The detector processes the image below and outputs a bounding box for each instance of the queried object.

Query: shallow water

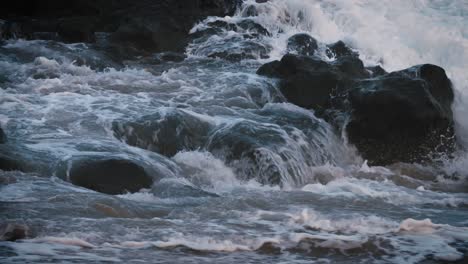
[1,0,468,263]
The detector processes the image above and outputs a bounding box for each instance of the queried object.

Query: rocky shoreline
[0,0,460,194]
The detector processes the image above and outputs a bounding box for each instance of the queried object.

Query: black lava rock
[68,158,153,195]
[347,64,455,164]
[287,33,318,56]
[257,54,367,111]
[326,40,358,58]
[0,0,242,53]
[257,49,456,165]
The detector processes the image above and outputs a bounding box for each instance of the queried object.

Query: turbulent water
[1,0,468,263]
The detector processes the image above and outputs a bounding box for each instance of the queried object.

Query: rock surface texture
[257,39,455,165]
[0,0,241,54]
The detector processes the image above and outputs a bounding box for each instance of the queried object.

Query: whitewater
[1,0,467,263]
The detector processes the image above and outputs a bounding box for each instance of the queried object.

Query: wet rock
[0,20,33,40]
[331,56,367,78]
[192,19,270,42]
[257,54,366,111]
[0,0,241,53]
[326,40,358,58]
[113,109,213,157]
[0,223,28,241]
[0,156,22,172]
[0,127,6,143]
[257,50,455,165]
[158,52,186,63]
[237,19,271,37]
[68,158,153,195]
[287,33,318,56]
[347,64,455,165]
[57,17,96,43]
[366,65,387,77]
[205,37,271,62]
[109,17,188,54]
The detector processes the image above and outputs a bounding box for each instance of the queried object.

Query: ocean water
[0,0,467,263]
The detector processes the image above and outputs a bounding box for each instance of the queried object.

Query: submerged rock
[113,109,214,157]
[68,158,153,195]
[0,155,22,172]
[207,120,286,185]
[0,127,6,143]
[287,33,318,56]
[0,223,28,241]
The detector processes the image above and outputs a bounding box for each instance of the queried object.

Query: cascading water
[0,0,467,263]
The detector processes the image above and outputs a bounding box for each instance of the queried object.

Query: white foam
[301,177,468,207]
[153,237,252,252]
[397,218,440,234]
[172,151,243,191]
[236,0,468,153]
[32,236,96,248]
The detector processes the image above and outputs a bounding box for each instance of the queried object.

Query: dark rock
[237,19,271,37]
[287,33,318,56]
[0,155,22,172]
[366,65,387,77]
[0,0,242,53]
[0,223,28,241]
[68,158,153,195]
[326,40,358,58]
[331,55,368,78]
[257,50,456,165]
[347,64,455,165]
[195,19,270,40]
[0,127,5,143]
[113,109,213,157]
[257,54,367,111]
[158,52,186,62]
[0,20,33,40]
[207,20,238,32]
[207,41,270,61]
[109,17,188,54]
[57,17,96,43]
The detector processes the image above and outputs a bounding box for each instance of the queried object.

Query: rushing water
[1,0,468,263]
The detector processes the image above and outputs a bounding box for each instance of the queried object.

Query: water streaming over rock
[1,0,467,263]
